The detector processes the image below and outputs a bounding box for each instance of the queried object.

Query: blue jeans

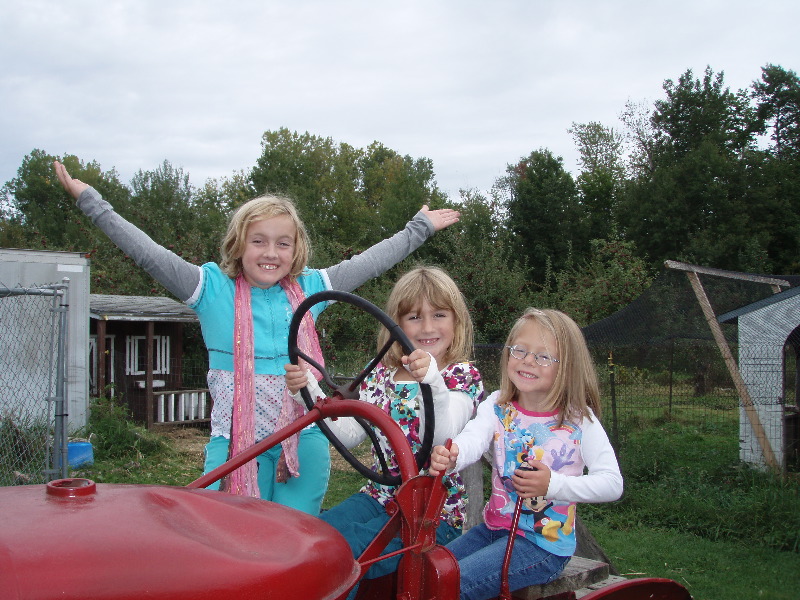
[203,426,330,515]
[321,492,462,599]
[446,523,570,600]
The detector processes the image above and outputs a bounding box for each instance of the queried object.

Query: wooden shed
[89,294,210,428]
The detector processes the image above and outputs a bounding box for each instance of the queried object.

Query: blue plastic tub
[67,442,94,468]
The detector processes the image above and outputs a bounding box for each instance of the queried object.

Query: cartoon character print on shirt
[493,402,580,543]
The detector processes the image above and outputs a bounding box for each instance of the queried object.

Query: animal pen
[578,261,799,474]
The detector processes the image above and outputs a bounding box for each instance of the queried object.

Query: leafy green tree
[752,64,800,159]
[618,67,770,271]
[502,149,584,282]
[427,190,533,343]
[250,128,374,247]
[361,142,447,244]
[127,161,195,244]
[1,150,129,251]
[538,237,653,326]
[570,121,626,241]
[652,66,759,161]
[251,129,449,260]
[619,99,657,178]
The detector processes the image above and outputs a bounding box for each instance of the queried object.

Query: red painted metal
[187,396,419,491]
[0,397,456,600]
[0,478,358,600]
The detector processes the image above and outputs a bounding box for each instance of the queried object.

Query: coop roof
[717,285,800,324]
[89,294,198,323]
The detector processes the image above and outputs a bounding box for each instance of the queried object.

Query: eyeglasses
[505,345,560,367]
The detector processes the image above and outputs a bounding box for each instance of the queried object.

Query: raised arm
[324,205,460,292]
[53,161,202,301]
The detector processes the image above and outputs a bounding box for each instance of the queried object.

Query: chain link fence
[0,280,70,485]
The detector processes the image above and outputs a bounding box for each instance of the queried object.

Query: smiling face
[506,319,560,412]
[398,299,455,367]
[240,215,297,288]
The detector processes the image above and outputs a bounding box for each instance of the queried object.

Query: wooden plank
[513,557,609,600]
[575,575,628,598]
[664,260,790,287]
[461,461,484,531]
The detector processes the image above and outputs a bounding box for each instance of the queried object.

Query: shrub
[81,397,168,460]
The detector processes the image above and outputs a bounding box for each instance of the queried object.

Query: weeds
[77,396,169,461]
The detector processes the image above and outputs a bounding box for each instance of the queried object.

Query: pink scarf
[222,274,259,496]
[223,274,323,496]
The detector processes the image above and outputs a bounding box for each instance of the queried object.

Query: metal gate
[0,279,70,484]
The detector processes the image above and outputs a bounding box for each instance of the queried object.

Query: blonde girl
[429,308,623,600]
[285,266,484,592]
[54,161,460,515]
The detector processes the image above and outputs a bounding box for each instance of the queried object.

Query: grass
[69,399,800,600]
[587,523,800,600]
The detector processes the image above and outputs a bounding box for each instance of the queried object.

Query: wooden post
[461,461,484,531]
[97,319,107,396]
[145,321,154,429]
[685,271,778,469]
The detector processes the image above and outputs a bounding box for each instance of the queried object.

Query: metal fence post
[45,278,70,480]
[608,351,618,450]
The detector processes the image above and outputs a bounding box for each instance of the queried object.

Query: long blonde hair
[378,266,474,369]
[219,194,310,279]
[497,308,600,424]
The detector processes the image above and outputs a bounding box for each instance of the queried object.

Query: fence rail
[153,388,211,425]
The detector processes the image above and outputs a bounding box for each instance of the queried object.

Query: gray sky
[2,1,798,200]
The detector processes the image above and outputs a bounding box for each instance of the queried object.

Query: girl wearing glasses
[429,308,622,600]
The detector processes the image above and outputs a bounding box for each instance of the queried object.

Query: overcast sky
[2,1,798,200]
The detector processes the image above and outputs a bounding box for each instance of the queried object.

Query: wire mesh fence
[0,280,70,485]
[4,263,798,485]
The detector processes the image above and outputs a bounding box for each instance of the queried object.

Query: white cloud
[2,0,798,198]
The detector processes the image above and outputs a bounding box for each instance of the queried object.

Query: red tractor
[0,292,691,600]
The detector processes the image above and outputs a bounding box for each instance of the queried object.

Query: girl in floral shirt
[285,266,484,590]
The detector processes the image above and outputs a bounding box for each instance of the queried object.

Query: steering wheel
[288,290,434,487]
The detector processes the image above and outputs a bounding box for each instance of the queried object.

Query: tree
[752,64,800,159]
[361,142,447,244]
[652,66,758,161]
[1,150,129,251]
[250,129,449,256]
[427,192,534,343]
[618,67,769,271]
[502,149,584,281]
[538,237,653,327]
[570,121,626,241]
[619,99,657,179]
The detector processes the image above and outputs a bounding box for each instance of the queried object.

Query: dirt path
[159,426,208,469]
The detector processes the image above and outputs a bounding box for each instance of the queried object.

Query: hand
[53,161,89,199]
[284,364,308,395]
[429,442,459,476]
[400,348,431,383]
[511,459,551,498]
[420,204,460,232]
